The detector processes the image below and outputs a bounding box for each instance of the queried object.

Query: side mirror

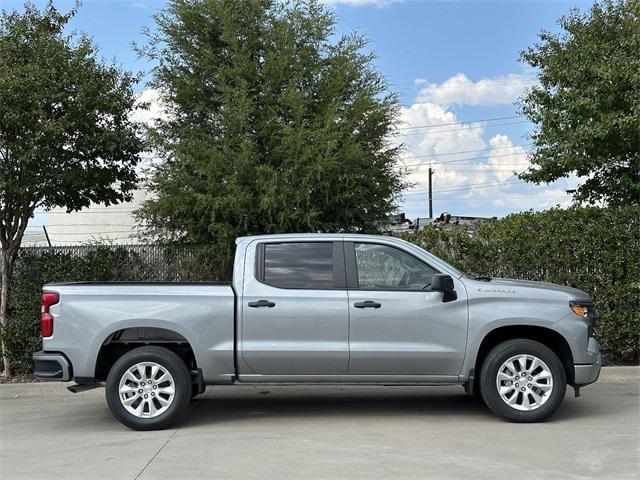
[431,274,457,302]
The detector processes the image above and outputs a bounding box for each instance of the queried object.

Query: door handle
[248,300,276,308]
[354,301,382,309]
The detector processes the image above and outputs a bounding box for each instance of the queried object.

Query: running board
[67,383,100,393]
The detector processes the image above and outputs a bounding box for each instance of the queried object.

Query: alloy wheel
[118,361,175,418]
[495,354,553,411]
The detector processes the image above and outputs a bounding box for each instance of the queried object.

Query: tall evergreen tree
[138,0,406,262]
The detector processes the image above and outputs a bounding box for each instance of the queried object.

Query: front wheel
[479,339,567,423]
[105,346,192,430]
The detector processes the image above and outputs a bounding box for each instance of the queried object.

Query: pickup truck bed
[39,282,236,384]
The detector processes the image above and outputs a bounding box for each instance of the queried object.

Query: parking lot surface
[0,367,638,480]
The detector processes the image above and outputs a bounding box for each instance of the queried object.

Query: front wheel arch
[472,325,574,393]
[479,338,567,422]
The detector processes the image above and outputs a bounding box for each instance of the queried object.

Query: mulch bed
[0,374,39,384]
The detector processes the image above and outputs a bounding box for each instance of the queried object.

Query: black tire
[105,346,192,430]
[479,339,567,423]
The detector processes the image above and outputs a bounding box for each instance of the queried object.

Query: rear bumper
[33,351,72,381]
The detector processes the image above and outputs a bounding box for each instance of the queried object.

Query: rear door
[240,240,349,375]
[346,241,468,376]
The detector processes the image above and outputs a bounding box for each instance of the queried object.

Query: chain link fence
[3,244,231,373]
[15,243,231,282]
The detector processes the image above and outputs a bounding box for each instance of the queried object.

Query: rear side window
[262,242,335,289]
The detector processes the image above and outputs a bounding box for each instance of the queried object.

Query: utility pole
[42,225,51,247]
[428,167,433,219]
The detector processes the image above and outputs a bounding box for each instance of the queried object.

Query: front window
[354,243,437,290]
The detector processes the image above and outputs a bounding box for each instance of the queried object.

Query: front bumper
[33,351,72,381]
[573,337,602,387]
[574,351,602,387]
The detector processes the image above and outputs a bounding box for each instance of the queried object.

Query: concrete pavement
[0,367,638,479]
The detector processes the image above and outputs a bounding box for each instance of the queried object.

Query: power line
[402,179,528,196]
[396,115,522,130]
[396,151,529,168]
[426,170,524,174]
[402,192,569,202]
[487,193,569,200]
[397,120,530,137]
[434,180,528,193]
[412,167,528,172]
[397,143,532,160]
[397,154,528,168]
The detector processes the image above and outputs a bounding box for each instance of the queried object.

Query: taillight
[41,292,59,338]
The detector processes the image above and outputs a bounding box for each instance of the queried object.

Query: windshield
[436,258,470,279]
[403,240,471,280]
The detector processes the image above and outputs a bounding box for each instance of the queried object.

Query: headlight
[570,301,589,318]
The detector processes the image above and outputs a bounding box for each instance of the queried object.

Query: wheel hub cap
[496,354,553,411]
[118,361,175,418]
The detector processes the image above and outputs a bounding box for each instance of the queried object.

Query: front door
[240,240,349,375]
[346,241,468,376]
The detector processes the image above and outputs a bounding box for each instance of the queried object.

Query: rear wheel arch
[471,325,575,392]
[95,327,198,382]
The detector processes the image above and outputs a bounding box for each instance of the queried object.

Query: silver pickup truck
[34,234,601,430]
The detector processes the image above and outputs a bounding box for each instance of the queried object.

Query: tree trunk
[1,204,36,378]
[0,251,12,377]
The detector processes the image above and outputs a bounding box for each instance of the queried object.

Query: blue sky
[9,0,594,224]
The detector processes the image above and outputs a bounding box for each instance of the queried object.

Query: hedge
[2,206,638,374]
[403,206,639,363]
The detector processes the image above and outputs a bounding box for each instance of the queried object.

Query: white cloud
[131,88,167,127]
[128,0,148,9]
[394,77,574,217]
[485,134,530,182]
[416,73,535,107]
[395,102,487,192]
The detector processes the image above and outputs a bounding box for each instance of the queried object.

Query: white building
[21,229,50,247]
[42,189,149,245]
[21,90,164,247]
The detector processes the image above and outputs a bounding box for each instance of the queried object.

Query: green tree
[0,3,144,376]
[518,0,640,206]
[138,0,406,263]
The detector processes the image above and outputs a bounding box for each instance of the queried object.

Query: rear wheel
[479,339,566,422]
[105,346,192,430]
